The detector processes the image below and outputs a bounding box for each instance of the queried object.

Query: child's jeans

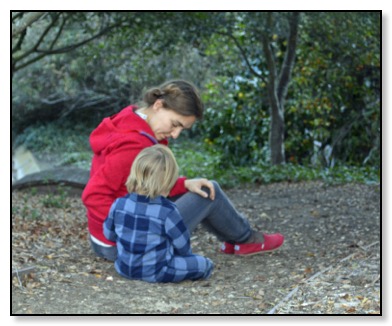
[90,180,252,261]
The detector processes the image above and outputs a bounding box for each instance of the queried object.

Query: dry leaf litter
[12,181,380,314]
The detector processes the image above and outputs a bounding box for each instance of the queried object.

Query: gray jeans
[90,181,252,261]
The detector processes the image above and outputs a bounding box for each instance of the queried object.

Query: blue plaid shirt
[103,193,213,283]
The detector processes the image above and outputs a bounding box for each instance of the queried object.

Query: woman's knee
[211,180,224,197]
[202,180,222,197]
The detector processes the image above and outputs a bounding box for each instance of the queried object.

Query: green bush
[14,120,379,188]
[171,139,379,188]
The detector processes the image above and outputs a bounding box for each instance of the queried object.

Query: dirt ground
[11,181,380,315]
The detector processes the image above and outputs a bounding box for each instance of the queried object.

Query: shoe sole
[235,245,284,256]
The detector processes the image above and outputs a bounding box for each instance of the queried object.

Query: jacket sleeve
[169,177,188,197]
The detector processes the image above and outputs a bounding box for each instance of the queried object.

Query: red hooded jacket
[81,105,188,245]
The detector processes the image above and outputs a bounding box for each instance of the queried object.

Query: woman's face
[148,101,196,141]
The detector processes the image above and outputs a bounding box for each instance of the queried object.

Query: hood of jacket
[89,105,167,155]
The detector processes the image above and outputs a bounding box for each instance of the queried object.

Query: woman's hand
[184,178,215,200]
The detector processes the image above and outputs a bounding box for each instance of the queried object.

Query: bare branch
[222,32,266,82]
[12,12,46,37]
[13,53,48,73]
[47,14,67,51]
[13,14,123,73]
[12,266,36,277]
[13,13,60,63]
[12,29,26,54]
[277,12,300,103]
[35,23,120,55]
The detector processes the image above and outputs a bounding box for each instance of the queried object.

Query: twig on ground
[369,274,380,287]
[12,266,36,289]
[12,266,36,278]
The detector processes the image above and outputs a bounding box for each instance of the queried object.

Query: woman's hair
[125,145,179,198]
[141,80,204,120]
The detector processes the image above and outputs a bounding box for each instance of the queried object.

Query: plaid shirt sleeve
[164,208,192,256]
[103,201,118,242]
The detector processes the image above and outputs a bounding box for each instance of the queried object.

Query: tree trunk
[269,100,285,165]
[263,12,300,165]
[225,12,300,165]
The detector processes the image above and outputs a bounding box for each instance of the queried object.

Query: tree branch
[277,12,300,103]
[13,13,61,62]
[222,32,266,82]
[12,29,26,54]
[12,12,46,37]
[35,23,120,55]
[262,13,279,110]
[13,17,123,73]
[46,14,68,51]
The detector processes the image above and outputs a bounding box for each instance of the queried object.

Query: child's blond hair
[125,145,179,198]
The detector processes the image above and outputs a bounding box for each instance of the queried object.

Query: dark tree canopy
[12,11,380,168]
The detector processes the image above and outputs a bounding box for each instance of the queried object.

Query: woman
[81,80,284,261]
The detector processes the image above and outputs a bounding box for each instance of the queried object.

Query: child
[103,144,214,283]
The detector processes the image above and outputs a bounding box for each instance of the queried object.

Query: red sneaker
[234,233,284,256]
[220,242,235,254]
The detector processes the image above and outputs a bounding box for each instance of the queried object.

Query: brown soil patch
[12,181,380,314]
